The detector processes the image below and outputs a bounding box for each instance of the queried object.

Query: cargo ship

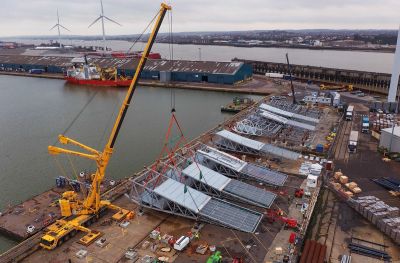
[65,62,132,87]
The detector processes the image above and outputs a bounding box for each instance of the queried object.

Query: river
[9,39,396,73]
[0,75,258,252]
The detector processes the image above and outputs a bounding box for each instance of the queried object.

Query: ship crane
[40,3,172,250]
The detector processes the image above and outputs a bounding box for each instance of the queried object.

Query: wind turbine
[50,9,70,48]
[88,0,122,55]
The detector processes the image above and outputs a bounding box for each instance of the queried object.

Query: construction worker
[194,231,200,240]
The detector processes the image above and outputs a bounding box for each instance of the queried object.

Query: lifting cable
[51,90,99,185]
[126,10,160,55]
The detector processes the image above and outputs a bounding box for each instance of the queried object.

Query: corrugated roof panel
[216,129,265,150]
[153,178,211,213]
[182,163,231,191]
[197,146,247,172]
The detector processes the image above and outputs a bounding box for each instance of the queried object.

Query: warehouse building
[379,126,400,152]
[0,55,252,85]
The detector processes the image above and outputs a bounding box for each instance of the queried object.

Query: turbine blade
[88,16,102,28]
[100,0,104,15]
[104,16,122,26]
[50,24,59,31]
[59,24,71,32]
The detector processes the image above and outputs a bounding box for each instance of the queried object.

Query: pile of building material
[348,239,391,260]
[372,177,400,192]
[370,113,399,132]
[350,196,400,245]
[332,171,362,197]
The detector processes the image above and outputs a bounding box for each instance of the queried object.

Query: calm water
[0,75,257,252]
[10,39,396,73]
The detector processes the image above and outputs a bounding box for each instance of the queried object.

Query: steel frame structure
[233,112,282,137]
[195,144,287,187]
[163,156,275,208]
[129,169,263,232]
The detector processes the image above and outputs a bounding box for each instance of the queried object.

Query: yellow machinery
[40,3,172,250]
[320,84,353,92]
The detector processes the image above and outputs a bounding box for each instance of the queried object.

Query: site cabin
[361,115,370,133]
[330,92,341,107]
[173,236,190,251]
[346,105,354,121]
[348,130,359,153]
[265,72,284,78]
[302,96,331,105]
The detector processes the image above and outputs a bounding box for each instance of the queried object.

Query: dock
[234,58,400,96]
[0,92,344,262]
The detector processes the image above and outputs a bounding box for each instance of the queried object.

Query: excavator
[40,3,172,250]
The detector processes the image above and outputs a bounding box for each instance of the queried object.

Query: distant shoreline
[152,41,395,53]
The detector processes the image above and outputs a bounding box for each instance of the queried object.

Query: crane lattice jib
[83,3,172,212]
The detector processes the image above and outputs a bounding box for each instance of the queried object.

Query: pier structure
[234,58,399,95]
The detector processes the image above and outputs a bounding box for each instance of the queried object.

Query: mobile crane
[40,3,172,250]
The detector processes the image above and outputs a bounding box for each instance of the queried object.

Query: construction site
[0,86,342,262]
[2,1,400,263]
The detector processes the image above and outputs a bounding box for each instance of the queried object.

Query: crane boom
[108,3,170,149]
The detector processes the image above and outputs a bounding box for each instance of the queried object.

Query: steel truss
[233,112,282,137]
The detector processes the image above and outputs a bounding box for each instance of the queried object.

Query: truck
[346,105,354,121]
[330,91,341,107]
[348,131,359,153]
[28,69,45,74]
[265,72,284,78]
[361,115,369,133]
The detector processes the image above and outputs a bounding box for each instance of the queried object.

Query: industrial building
[379,126,400,152]
[0,55,252,85]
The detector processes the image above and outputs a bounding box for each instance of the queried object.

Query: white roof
[260,103,319,123]
[216,130,265,150]
[182,163,232,191]
[260,103,294,118]
[307,174,319,180]
[382,126,400,137]
[197,146,247,172]
[287,119,316,131]
[260,109,315,131]
[154,179,211,213]
[260,110,288,124]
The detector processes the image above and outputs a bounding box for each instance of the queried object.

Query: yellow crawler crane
[40,3,172,250]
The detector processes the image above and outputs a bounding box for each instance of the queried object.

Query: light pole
[388,91,400,153]
[198,48,202,61]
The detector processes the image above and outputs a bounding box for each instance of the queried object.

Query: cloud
[0,0,399,37]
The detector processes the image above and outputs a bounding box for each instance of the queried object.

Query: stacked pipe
[350,196,400,245]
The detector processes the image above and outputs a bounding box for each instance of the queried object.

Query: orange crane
[40,3,172,250]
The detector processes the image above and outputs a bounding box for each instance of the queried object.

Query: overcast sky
[0,0,399,37]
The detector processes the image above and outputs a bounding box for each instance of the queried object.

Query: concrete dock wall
[234,58,398,95]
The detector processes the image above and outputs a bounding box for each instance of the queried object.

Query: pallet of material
[340,176,348,184]
[350,196,400,245]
